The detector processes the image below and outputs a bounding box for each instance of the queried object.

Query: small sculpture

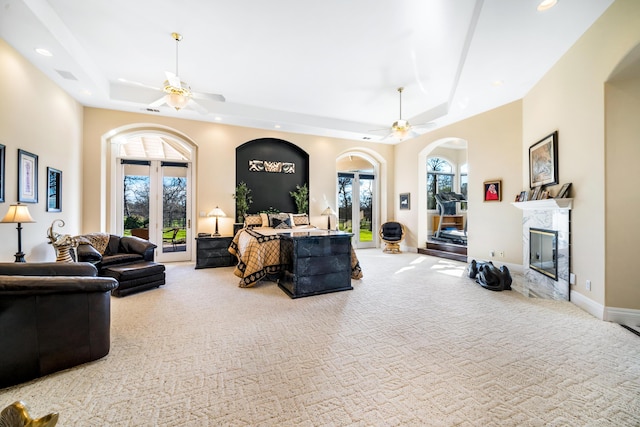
[468,259,512,291]
[46,219,78,262]
[0,401,58,427]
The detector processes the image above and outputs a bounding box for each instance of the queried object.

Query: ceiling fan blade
[165,71,181,88]
[188,99,208,114]
[149,96,167,107]
[413,121,436,129]
[193,92,226,103]
[117,78,161,91]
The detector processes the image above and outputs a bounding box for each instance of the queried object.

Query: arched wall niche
[417,137,468,248]
[236,138,309,214]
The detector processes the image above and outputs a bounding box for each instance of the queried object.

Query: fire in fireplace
[529,228,558,281]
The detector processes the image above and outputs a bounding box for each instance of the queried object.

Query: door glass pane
[161,164,187,253]
[358,175,374,243]
[338,174,353,232]
[123,163,150,240]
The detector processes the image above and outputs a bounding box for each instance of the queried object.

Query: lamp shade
[1,203,35,223]
[321,207,336,216]
[208,207,226,218]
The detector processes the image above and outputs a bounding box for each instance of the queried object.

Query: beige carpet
[1,250,639,426]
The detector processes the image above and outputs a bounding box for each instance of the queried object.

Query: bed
[228,215,363,295]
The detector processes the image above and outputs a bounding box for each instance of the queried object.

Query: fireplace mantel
[511,198,573,210]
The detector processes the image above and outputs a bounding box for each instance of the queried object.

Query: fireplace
[513,198,572,301]
[529,228,558,281]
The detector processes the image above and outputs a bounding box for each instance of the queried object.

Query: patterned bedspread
[228,228,363,287]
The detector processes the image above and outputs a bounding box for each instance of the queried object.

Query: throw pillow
[291,213,310,226]
[269,213,291,229]
[244,214,262,228]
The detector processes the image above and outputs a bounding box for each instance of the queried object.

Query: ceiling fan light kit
[392,87,411,139]
[163,32,192,111]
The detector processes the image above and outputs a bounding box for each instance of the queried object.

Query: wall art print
[249,160,295,174]
[529,131,558,188]
[47,167,62,212]
[399,193,410,210]
[18,149,38,203]
[484,180,502,202]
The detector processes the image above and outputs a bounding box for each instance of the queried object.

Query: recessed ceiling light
[537,0,557,12]
[214,116,222,121]
[492,80,504,87]
[274,124,281,129]
[35,48,52,57]
[81,89,92,95]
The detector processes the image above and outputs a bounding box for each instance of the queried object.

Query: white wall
[0,39,84,262]
[523,0,640,310]
[395,101,523,265]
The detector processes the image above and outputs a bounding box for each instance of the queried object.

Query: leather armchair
[0,262,118,388]
[380,221,406,253]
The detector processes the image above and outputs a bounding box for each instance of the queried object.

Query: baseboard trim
[570,290,604,320]
[604,306,640,326]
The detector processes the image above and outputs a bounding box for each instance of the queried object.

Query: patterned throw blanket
[229,228,363,288]
[229,228,283,287]
[75,233,110,255]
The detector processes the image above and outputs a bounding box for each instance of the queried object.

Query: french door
[337,172,376,249]
[120,159,192,262]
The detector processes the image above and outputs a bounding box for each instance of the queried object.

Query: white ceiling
[0,0,614,143]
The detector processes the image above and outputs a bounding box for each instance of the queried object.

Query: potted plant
[289,183,309,214]
[233,181,253,223]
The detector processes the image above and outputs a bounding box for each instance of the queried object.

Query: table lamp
[208,206,226,237]
[1,202,36,262]
[321,207,336,230]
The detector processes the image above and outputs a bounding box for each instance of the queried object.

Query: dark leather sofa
[75,234,156,269]
[76,234,165,297]
[0,262,118,388]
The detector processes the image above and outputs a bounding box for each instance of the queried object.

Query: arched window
[427,157,454,210]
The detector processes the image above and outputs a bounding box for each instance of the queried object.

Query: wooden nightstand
[195,236,236,269]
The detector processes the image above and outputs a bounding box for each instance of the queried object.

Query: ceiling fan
[374,87,435,140]
[149,32,225,112]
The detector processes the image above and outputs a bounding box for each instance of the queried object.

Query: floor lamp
[208,206,226,237]
[1,203,35,262]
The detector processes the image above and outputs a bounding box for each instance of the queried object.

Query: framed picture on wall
[47,167,62,212]
[399,193,410,210]
[0,143,5,203]
[483,180,502,202]
[18,149,38,203]
[529,131,558,188]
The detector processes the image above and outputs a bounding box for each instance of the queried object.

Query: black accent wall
[236,138,309,215]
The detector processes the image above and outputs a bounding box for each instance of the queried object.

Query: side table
[195,236,236,269]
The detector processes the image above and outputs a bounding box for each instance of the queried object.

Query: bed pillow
[268,213,291,229]
[290,213,310,226]
[244,214,262,228]
[260,212,270,227]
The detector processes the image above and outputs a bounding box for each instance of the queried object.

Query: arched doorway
[418,138,468,254]
[336,152,379,249]
[107,127,197,263]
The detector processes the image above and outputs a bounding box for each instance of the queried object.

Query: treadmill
[433,192,467,245]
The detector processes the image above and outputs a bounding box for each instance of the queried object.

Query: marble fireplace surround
[512,199,572,300]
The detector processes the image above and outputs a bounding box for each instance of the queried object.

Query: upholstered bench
[102,261,165,297]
